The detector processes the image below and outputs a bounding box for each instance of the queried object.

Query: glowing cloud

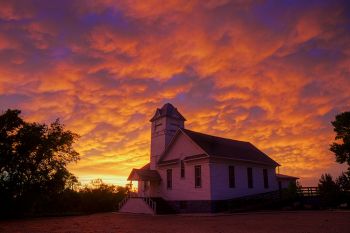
[0,0,349,186]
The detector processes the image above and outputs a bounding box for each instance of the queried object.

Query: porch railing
[297,187,319,197]
[118,192,157,214]
[118,192,138,210]
[143,197,157,214]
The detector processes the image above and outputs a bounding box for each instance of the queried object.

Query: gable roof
[127,163,161,181]
[276,174,299,180]
[150,103,186,122]
[180,128,280,167]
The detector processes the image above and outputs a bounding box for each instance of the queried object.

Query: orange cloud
[0,0,349,186]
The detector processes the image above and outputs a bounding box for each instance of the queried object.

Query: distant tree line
[317,111,350,208]
[0,109,128,218]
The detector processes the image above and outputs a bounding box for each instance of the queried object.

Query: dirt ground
[0,211,349,233]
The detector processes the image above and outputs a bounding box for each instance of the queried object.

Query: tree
[330,111,350,170]
[79,179,127,213]
[318,173,339,207]
[336,172,350,192]
[0,109,80,215]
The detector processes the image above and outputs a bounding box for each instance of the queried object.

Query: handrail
[143,197,157,214]
[118,192,138,210]
[118,193,157,214]
[118,195,130,210]
[118,196,128,210]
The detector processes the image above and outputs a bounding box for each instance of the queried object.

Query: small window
[263,169,269,189]
[181,160,185,178]
[195,165,201,188]
[229,166,235,188]
[167,169,172,189]
[247,167,253,188]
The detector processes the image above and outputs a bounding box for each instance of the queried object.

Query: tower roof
[150,103,186,122]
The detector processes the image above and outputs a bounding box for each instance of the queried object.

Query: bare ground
[1,211,350,233]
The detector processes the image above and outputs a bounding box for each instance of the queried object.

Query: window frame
[194,165,202,188]
[180,160,185,178]
[166,169,172,189]
[229,165,235,188]
[247,167,253,189]
[263,168,269,189]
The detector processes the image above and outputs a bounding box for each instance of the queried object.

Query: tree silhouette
[336,172,350,191]
[0,109,80,215]
[318,173,339,207]
[330,111,350,171]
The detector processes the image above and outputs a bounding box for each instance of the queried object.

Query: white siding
[160,133,204,161]
[210,161,278,200]
[150,115,185,170]
[155,133,211,200]
[157,160,211,200]
[278,179,295,189]
[150,117,167,170]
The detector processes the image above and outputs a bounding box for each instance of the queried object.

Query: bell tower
[150,103,186,170]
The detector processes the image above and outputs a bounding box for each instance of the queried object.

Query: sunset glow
[1,0,349,186]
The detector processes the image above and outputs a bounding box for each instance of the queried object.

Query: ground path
[1,211,349,233]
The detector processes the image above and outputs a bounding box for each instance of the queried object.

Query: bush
[79,180,127,213]
[0,179,128,218]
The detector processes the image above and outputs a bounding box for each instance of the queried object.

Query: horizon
[1,0,350,187]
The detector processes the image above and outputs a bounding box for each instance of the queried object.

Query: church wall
[150,117,167,170]
[150,116,184,170]
[209,160,278,200]
[157,159,211,200]
[160,132,204,161]
[278,179,296,189]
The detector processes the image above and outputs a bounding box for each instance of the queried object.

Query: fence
[297,187,319,197]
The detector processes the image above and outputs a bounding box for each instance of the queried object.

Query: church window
[263,169,269,188]
[195,165,201,188]
[229,166,235,188]
[181,160,185,178]
[167,169,172,189]
[247,167,253,188]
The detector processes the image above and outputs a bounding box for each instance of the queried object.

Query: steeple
[150,103,186,170]
[150,103,186,122]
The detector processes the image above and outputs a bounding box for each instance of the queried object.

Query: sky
[0,0,349,186]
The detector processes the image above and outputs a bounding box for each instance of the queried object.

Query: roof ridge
[181,128,280,167]
[182,128,249,144]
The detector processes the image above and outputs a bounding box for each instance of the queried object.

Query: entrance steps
[119,197,175,215]
[119,197,155,214]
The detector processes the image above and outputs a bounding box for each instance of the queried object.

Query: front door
[139,180,150,197]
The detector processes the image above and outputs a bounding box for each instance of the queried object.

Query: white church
[119,103,298,214]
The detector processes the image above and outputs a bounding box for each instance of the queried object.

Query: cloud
[0,0,349,186]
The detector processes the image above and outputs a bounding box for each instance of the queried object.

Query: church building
[119,103,298,214]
